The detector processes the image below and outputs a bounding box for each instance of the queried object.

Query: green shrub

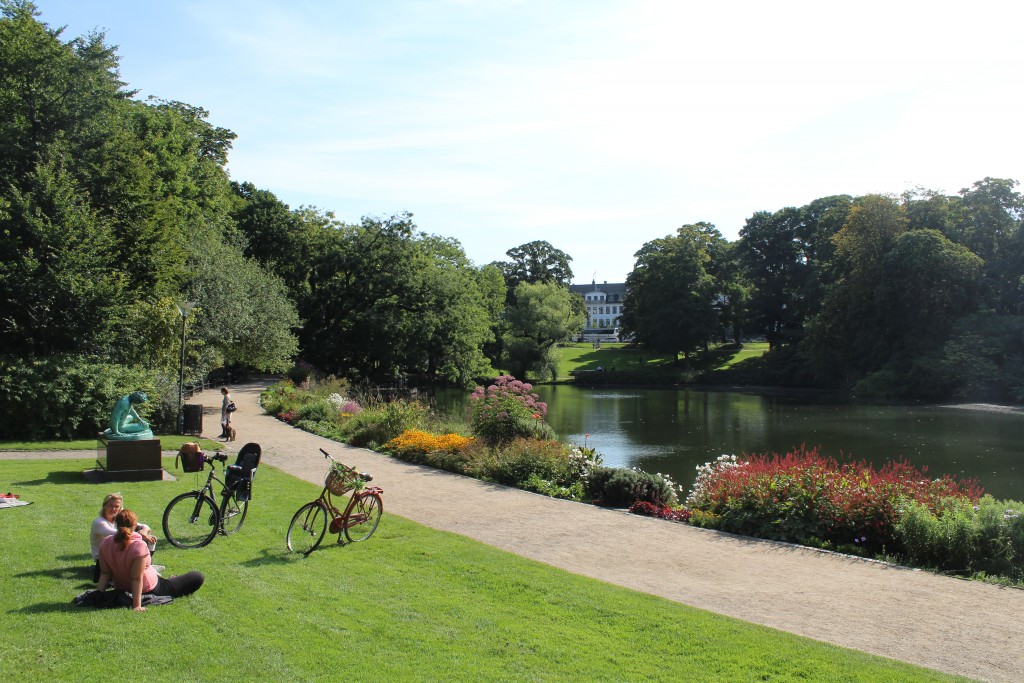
[293,419,346,442]
[295,398,337,424]
[286,362,314,385]
[584,466,678,508]
[894,495,1024,581]
[469,375,549,445]
[896,498,981,572]
[974,496,1024,580]
[344,399,429,448]
[688,509,722,529]
[466,438,573,487]
[0,354,164,439]
[310,375,350,399]
[422,447,476,475]
[521,472,585,500]
[260,381,306,415]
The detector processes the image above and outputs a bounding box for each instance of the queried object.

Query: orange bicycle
[286,448,384,555]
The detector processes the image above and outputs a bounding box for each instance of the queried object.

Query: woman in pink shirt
[97,509,205,611]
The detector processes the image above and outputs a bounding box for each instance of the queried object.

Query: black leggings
[153,571,205,598]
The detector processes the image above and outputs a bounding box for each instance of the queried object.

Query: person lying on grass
[89,493,159,582]
[97,509,205,612]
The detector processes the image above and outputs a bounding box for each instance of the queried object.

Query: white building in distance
[568,279,627,341]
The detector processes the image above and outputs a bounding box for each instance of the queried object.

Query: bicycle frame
[179,452,238,531]
[320,482,383,534]
[286,448,384,553]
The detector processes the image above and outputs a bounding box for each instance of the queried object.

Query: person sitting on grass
[97,509,205,612]
[90,493,161,582]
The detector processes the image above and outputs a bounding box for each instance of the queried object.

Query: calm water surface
[434,386,1024,499]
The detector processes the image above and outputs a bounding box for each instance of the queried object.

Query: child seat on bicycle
[225,442,261,502]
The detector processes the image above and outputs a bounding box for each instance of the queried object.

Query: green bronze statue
[103,391,154,440]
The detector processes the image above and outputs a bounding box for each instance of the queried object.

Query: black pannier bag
[225,442,261,502]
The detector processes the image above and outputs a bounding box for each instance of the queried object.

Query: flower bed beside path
[262,374,1024,585]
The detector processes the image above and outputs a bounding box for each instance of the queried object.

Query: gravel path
[7,379,1024,682]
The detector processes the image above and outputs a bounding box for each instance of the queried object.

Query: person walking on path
[219,386,235,440]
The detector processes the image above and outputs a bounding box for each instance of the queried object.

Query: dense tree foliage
[502,281,585,380]
[496,240,574,299]
[621,223,729,364]
[0,2,297,435]
[299,213,499,386]
[731,186,1024,400]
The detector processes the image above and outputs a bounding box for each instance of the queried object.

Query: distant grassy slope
[554,342,770,382]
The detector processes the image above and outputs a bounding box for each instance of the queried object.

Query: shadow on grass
[8,601,76,615]
[12,470,88,487]
[16,564,92,582]
[240,548,313,567]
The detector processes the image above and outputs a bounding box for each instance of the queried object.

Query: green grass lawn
[0,458,966,682]
[555,342,770,379]
[0,435,221,452]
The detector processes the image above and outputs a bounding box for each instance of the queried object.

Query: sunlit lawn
[0,435,221,452]
[0,457,966,682]
[556,342,770,379]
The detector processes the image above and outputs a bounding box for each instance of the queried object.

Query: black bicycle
[163,443,261,548]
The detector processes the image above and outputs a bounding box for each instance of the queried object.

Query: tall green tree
[412,235,496,385]
[184,231,299,373]
[303,213,499,384]
[0,161,124,355]
[497,240,574,304]
[736,208,805,349]
[502,281,585,380]
[805,195,909,385]
[621,223,725,364]
[230,182,331,307]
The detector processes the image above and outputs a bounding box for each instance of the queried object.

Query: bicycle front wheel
[220,490,249,535]
[163,492,220,548]
[344,492,383,543]
[287,502,328,555]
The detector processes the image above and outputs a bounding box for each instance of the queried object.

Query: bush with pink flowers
[469,375,551,444]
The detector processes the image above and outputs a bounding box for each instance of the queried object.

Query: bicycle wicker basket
[325,463,359,495]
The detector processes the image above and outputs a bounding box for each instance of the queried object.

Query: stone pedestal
[96,438,164,481]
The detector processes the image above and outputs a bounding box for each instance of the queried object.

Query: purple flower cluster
[469,375,548,444]
[469,375,547,416]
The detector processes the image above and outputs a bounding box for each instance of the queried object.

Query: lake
[433,385,1024,500]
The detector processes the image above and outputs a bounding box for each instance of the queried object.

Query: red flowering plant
[469,375,549,445]
[685,446,983,553]
[629,500,691,522]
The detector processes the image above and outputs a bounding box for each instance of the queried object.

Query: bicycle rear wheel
[163,492,219,548]
[287,502,328,555]
[344,492,383,543]
[220,490,248,535]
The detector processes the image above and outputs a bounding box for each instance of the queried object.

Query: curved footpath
[11,379,1024,682]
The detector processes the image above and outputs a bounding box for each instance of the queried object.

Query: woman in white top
[90,493,158,581]
[220,386,234,438]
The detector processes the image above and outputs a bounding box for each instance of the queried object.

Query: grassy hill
[552,342,770,385]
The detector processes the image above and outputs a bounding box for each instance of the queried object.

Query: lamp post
[176,301,196,434]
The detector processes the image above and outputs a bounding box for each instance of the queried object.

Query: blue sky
[36,0,1024,284]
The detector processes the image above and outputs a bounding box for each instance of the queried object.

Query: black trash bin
[182,404,203,436]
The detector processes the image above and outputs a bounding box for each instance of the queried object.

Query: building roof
[569,280,627,301]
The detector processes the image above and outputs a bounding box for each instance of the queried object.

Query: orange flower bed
[385,429,474,456]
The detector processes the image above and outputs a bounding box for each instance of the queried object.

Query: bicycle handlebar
[319,448,372,482]
[205,451,228,465]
